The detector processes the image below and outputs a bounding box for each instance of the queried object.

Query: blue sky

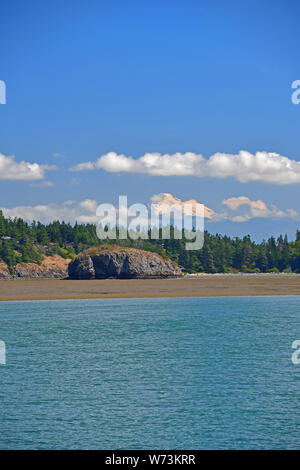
[1,0,300,240]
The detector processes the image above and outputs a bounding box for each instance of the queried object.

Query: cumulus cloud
[150,193,215,219]
[70,151,204,176]
[1,194,297,226]
[222,196,266,211]
[222,196,298,222]
[0,152,56,181]
[70,150,300,185]
[78,198,98,213]
[1,200,99,224]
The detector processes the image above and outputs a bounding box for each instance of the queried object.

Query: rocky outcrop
[0,262,11,278]
[68,246,182,279]
[0,255,70,279]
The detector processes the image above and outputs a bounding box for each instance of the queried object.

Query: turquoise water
[0,296,299,449]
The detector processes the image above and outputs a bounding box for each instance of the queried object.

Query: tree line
[1,210,300,273]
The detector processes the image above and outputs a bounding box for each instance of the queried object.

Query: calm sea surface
[0,296,299,449]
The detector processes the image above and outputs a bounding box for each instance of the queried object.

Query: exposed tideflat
[1,274,300,301]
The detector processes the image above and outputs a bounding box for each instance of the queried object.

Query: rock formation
[0,255,70,279]
[68,246,182,279]
[0,262,11,279]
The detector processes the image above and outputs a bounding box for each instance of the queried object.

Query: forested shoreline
[1,210,300,273]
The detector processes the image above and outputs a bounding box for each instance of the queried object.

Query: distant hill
[1,210,300,274]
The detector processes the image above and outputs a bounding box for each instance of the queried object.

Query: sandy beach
[1,274,300,301]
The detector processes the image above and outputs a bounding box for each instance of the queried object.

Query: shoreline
[1,275,300,301]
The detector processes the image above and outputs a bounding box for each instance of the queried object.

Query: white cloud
[70,150,300,185]
[150,193,215,219]
[1,194,297,226]
[222,196,268,211]
[78,198,98,213]
[206,151,300,184]
[222,196,298,222]
[0,152,56,181]
[70,151,203,176]
[71,161,95,171]
[1,200,99,224]
[63,200,76,206]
